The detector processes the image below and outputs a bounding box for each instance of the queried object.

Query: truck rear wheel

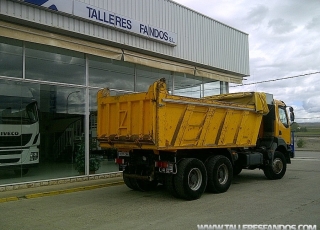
[263,151,286,180]
[206,155,233,193]
[123,174,136,190]
[123,174,158,191]
[174,158,207,200]
[165,174,179,198]
[135,179,158,191]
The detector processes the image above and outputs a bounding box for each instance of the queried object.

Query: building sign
[21,0,177,46]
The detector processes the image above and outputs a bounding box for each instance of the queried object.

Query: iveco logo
[0,132,20,136]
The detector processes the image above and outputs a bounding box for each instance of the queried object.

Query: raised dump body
[97,78,269,151]
[97,78,293,200]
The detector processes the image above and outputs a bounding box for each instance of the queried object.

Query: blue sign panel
[24,0,73,14]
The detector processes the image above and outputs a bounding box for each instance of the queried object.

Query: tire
[136,179,158,191]
[165,174,179,198]
[233,164,242,176]
[263,151,287,180]
[128,178,143,190]
[123,174,135,190]
[173,158,207,200]
[14,169,29,176]
[206,155,233,193]
[123,173,158,191]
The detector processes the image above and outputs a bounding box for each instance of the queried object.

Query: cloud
[245,5,269,24]
[303,95,320,113]
[174,0,320,122]
[268,18,297,34]
[306,16,320,30]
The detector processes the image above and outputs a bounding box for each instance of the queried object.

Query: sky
[173,0,320,123]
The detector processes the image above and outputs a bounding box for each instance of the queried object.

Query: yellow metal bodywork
[97,79,269,151]
[274,100,291,145]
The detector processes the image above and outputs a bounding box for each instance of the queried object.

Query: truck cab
[0,84,40,176]
[258,97,294,164]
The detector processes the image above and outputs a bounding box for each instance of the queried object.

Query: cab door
[276,104,291,145]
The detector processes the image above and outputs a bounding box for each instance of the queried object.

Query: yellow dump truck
[97,78,294,200]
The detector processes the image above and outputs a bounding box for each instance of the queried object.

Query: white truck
[0,83,40,175]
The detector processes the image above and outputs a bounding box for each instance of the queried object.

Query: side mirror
[289,107,294,122]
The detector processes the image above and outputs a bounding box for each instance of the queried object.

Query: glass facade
[0,36,224,185]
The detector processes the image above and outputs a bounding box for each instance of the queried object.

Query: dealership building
[0,0,249,188]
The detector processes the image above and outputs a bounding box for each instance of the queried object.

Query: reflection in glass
[174,73,202,98]
[0,36,23,78]
[203,80,220,97]
[25,43,85,85]
[0,81,88,184]
[89,55,134,91]
[136,65,172,92]
[0,82,39,179]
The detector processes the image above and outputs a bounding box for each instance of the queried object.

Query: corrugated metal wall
[0,0,249,77]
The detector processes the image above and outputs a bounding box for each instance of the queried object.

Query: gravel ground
[295,136,320,151]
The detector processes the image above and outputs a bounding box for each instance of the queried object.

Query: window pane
[203,80,220,96]
[0,80,87,184]
[136,65,172,92]
[279,107,288,126]
[0,37,23,78]
[25,43,85,85]
[0,80,39,182]
[89,55,134,91]
[174,73,202,98]
[89,89,119,174]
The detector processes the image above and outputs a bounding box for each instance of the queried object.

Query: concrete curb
[0,180,124,203]
[0,172,124,203]
[24,181,124,199]
[0,172,123,193]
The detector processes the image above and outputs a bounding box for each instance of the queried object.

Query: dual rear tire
[166,156,233,200]
[123,174,158,191]
[123,152,287,199]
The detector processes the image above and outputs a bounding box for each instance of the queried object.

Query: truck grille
[0,134,32,147]
[0,150,23,155]
[0,158,20,163]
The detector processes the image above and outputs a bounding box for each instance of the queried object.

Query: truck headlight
[30,152,39,161]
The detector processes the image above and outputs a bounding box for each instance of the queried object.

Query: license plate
[166,163,174,173]
[118,152,130,157]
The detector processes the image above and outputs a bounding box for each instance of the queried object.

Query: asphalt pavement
[0,150,318,204]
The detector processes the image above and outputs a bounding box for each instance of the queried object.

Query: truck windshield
[278,106,289,128]
[0,96,38,125]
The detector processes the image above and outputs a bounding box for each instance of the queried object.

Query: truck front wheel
[174,158,207,200]
[263,151,286,180]
[206,155,233,193]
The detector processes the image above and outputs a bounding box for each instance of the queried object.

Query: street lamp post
[66,91,80,114]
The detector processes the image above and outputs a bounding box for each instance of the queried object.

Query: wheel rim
[272,158,283,174]
[188,168,202,191]
[217,164,228,184]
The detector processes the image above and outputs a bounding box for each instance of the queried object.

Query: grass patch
[296,139,306,148]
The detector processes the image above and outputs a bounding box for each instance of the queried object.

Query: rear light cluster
[155,161,169,168]
[115,158,125,164]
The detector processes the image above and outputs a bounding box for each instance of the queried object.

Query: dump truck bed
[97,79,269,150]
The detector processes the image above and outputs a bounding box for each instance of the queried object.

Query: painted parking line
[0,197,19,203]
[0,181,124,204]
